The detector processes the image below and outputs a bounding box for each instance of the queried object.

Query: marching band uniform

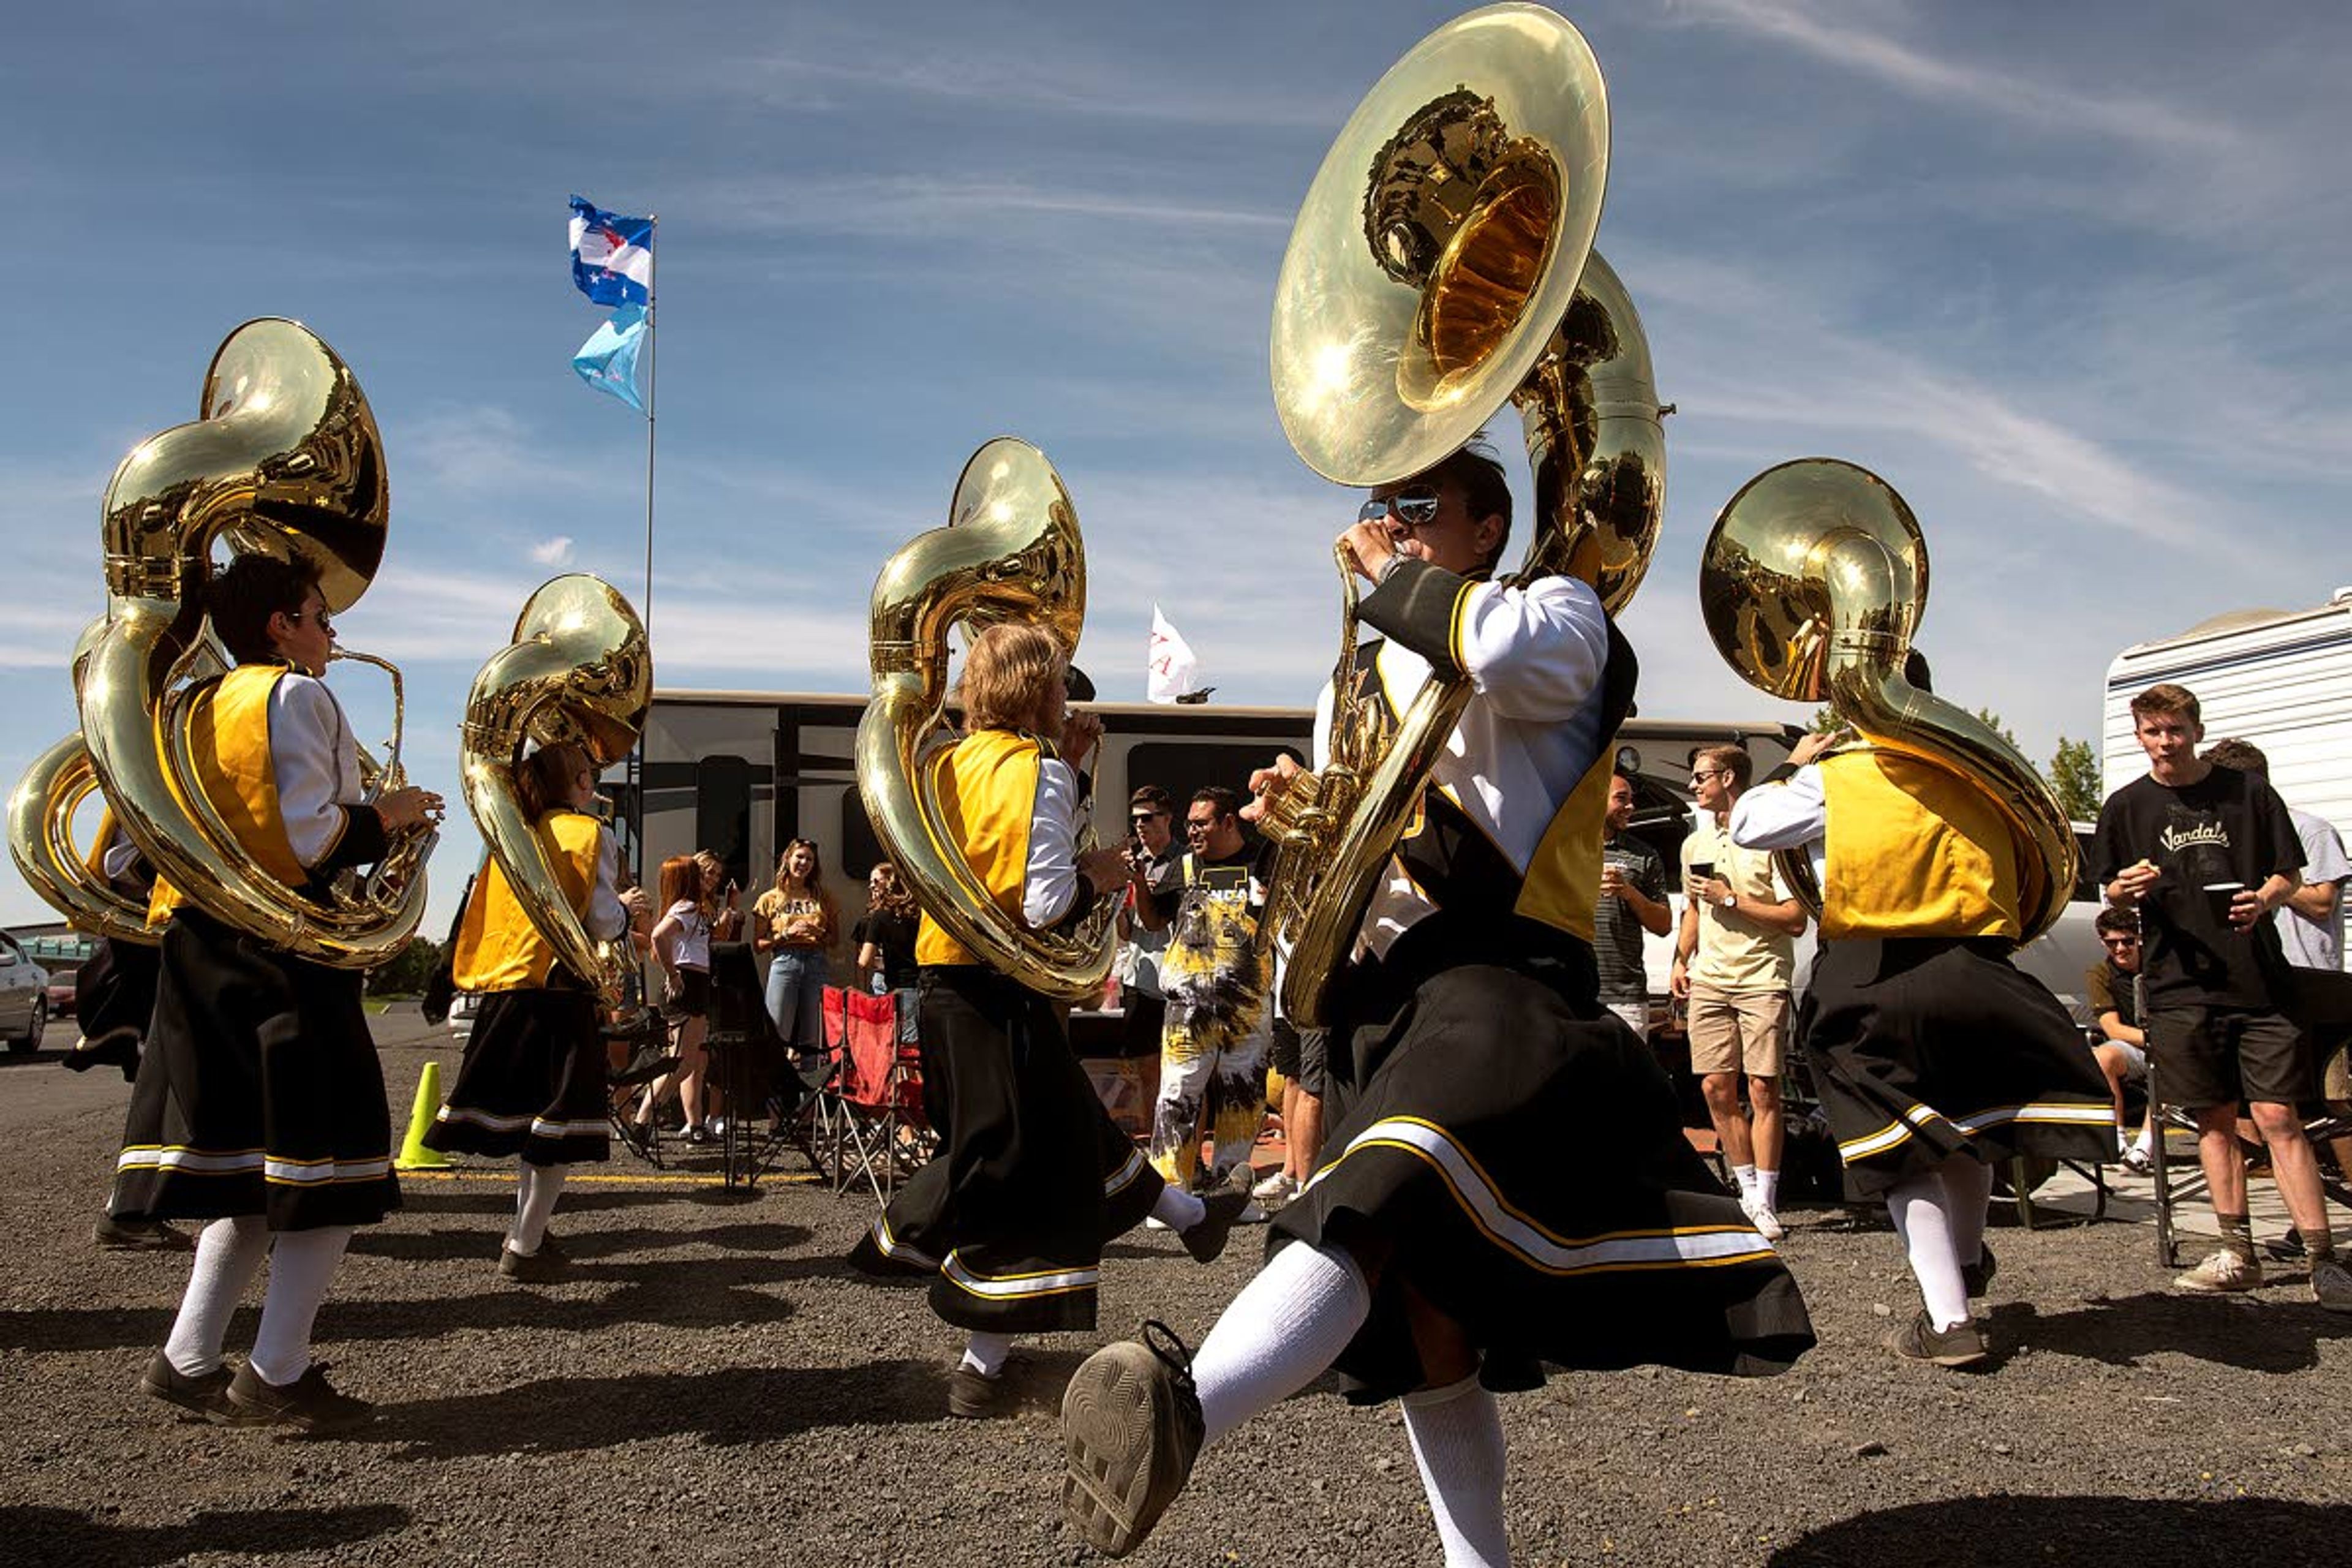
[848,726,1242,1413]
[1062,551,1814,1561]
[117,658,402,1427]
[1731,748,2111,1354]
[66,814,159,1081]
[1268,559,1814,1396]
[424,805,628,1274]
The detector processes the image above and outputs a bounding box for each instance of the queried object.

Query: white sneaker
[1142,1216,1172,1232]
[2174,1248,2261,1294]
[1250,1170,1300,1210]
[1233,1201,1268,1226]
[2312,1256,2352,1313]
[1742,1197,1786,1242]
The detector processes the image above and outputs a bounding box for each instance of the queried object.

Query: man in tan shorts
[1674,745,1807,1240]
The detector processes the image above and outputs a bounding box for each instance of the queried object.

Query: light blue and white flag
[573,304,648,412]
[568,195,654,307]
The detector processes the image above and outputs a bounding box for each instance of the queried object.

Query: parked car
[0,930,55,1053]
[47,978,76,1021]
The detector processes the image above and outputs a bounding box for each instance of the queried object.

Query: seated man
[2086,907,2154,1170]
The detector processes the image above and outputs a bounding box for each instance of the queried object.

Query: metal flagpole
[628,217,659,892]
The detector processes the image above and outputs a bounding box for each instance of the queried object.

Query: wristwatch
[1717,891,1736,910]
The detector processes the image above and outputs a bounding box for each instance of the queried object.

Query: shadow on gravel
[350,1221,814,1264]
[1768,1495,2352,1566]
[356,1355,946,1457]
[0,1503,409,1564]
[391,1188,690,1216]
[1988,1291,2352,1373]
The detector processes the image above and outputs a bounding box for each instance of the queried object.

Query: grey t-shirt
[2280,807,2350,972]
[1595,832,1667,1004]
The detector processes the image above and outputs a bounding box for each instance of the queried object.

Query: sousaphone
[1257,2,1668,1026]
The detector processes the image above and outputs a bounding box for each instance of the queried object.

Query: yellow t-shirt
[1680,815,1796,993]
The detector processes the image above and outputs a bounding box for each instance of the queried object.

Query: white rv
[2103,589,2352,971]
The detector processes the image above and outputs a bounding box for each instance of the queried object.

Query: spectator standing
[851,861,920,994]
[2201,737,2352,1183]
[2086,907,2153,1168]
[754,839,839,1051]
[1596,771,1671,1038]
[2092,685,2350,1308]
[1137,786,1276,1201]
[1116,786,1183,1056]
[1674,745,1806,1240]
[627,855,715,1147]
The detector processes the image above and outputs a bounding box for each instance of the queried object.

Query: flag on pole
[573,303,648,411]
[1147,605,1201,704]
[568,195,654,307]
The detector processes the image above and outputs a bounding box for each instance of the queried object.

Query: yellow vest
[1819,749,2021,940]
[451,810,604,991]
[1508,751,1615,944]
[148,665,309,924]
[913,729,1042,967]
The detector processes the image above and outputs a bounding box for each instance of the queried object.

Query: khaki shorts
[1686,984,1789,1079]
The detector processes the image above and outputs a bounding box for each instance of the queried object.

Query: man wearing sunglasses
[1063,446,1812,1563]
[1114,786,1182,1056]
[2085,907,2154,1170]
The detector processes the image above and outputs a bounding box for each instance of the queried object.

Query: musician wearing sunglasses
[1064,445,1811,1560]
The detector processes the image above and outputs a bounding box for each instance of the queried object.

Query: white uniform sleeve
[584,824,627,940]
[1728,766,1826,852]
[1024,756,1085,927]
[1455,575,1610,722]
[268,674,365,869]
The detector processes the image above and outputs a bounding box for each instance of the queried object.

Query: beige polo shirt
[1679,814,1796,994]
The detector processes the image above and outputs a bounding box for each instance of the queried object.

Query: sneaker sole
[1060,1344,1179,1558]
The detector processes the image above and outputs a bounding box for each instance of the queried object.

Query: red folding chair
[832,987,936,1204]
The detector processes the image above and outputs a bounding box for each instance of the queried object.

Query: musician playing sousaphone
[122,553,442,1433]
[848,625,1252,1420]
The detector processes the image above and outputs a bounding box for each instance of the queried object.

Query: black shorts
[2147,1005,2313,1110]
[1296,1028,1329,1099]
[663,967,711,1022]
[1269,1019,1302,1081]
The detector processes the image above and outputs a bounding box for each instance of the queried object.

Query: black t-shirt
[852,910,920,990]
[2091,765,2302,1009]
[1594,832,1667,1003]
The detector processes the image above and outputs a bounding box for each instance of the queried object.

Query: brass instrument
[1256,4,1667,1027]
[854,437,1120,1001]
[458,573,652,1008]
[1697,458,2078,939]
[75,317,433,968]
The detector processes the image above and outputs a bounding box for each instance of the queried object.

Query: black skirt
[1273,919,1815,1403]
[1797,937,2117,1196]
[423,985,611,1166]
[848,965,1163,1334]
[112,908,399,1231]
[65,936,159,1080]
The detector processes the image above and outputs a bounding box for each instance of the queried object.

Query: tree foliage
[366,935,440,997]
[2048,736,2103,822]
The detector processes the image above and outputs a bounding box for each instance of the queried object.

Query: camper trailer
[2103,589,2352,972]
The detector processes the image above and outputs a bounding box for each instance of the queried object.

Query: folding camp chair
[829,987,937,1205]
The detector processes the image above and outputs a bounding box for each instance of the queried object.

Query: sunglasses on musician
[1359,488,1443,529]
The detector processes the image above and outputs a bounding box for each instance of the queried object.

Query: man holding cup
[2092,683,2350,1308]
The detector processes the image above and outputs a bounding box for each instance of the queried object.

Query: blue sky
[5,1,2348,930]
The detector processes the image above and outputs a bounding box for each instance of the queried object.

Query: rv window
[696,755,753,889]
[1124,742,1310,827]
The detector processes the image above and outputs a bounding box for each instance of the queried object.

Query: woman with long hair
[853,862,920,995]
[753,838,838,1055]
[628,854,715,1145]
[425,744,645,1280]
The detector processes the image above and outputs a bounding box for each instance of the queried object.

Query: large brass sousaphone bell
[1698,458,2078,939]
[74,317,432,967]
[854,438,1120,1001]
[1258,2,1668,1026]
[459,574,651,1008]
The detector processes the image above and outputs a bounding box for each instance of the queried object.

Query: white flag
[1147,604,1200,704]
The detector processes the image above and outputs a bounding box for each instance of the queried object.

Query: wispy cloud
[529,535,575,567]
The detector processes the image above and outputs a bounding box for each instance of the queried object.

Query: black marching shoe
[1061,1321,1205,1558]
[1961,1242,1997,1300]
[1181,1189,1252,1265]
[1885,1309,1988,1369]
[499,1234,571,1284]
[97,1214,196,1252]
[226,1362,375,1434]
[948,1363,1011,1420]
[139,1353,241,1422]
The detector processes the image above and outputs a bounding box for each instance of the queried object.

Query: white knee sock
[1191,1241,1371,1445]
[1150,1184,1207,1232]
[1402,1373,1511,1568]
[1885,1174,1970,1331]
[1936,1157,1994,1273]
[247,1226,353,1387]
[960,1330,1013,1378]
[511,1163,568,1255]
[164,1216,271,1376]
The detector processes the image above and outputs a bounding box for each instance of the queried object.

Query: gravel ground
[4,1009,2350,1567]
